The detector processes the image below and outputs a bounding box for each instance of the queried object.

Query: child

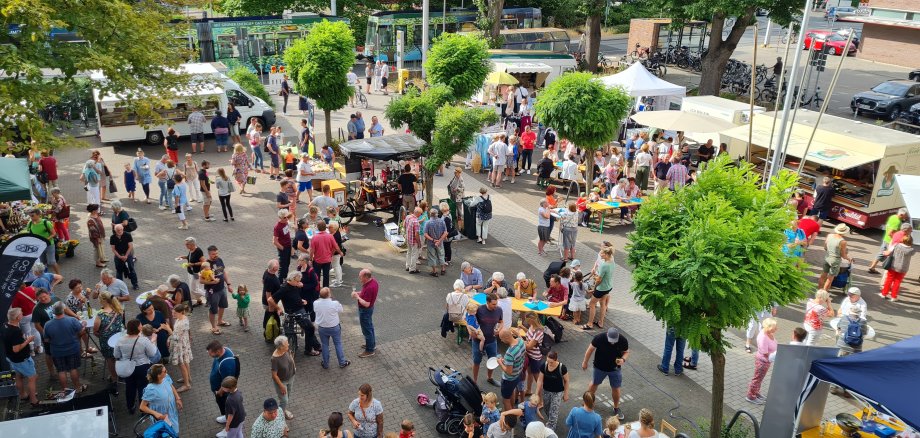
[568,271,587,325]
[199,261,215,284]
[231,285,251,332]
[601,416,621,438]
[576,192,588,227]
[399,420,415,438]
[480,392,500,430]
[283,169,298,216]
[518,393,544,429]
[123,163,137,202]
[465,301,485,353]
[284,148,296,172]
[141,324,162,363]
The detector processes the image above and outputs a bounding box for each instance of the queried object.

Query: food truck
[721,111,920,229]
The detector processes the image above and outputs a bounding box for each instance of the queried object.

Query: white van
[92,63,275,144]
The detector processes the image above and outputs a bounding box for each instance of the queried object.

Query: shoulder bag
[115,337,140,378]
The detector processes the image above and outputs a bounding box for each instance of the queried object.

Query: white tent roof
[598,63,686,97]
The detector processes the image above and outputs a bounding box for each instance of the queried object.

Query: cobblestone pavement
[14,89,918,437]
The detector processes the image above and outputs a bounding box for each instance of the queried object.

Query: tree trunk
[424,171,434,208]
[324,108,332,148]
[584,148,596,190]
[489,0,505,44]
[698,9,756,96]
[710,331,726,438]
[585,14,602,73]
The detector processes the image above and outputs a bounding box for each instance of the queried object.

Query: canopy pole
[778,39,817,168]
[764,25,794,179]
[796,32,853,175]
[747,23,758,163]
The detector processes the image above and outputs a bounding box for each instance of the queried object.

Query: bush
[226,66,275,109]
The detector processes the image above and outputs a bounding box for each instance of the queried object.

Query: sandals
[78,384,88,393]
[218,321,231,327]
[211,328,222,335]
[581,325,593,331]
[176,385,191,393]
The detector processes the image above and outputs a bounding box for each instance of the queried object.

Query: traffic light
[811,45,830,72]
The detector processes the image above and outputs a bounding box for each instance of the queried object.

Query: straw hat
[834,223,850,234]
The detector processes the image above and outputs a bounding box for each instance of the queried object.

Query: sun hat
[834,223,850,234]
[847,287,861,296]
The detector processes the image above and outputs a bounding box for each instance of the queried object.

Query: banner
[0,235,49,325]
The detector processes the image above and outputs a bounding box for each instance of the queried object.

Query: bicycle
[354,85,368,109]
[282,312,305,355]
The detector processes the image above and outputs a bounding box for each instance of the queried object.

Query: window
[226,89,251,108]
[871,8,907,20]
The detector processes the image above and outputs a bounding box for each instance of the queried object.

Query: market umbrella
[0,158,32,202]
[484,71,519,86]
[630,110,736,133]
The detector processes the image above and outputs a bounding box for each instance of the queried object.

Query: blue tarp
[808,335,920,431]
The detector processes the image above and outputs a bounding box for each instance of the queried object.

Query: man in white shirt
[296,153,314,203]
[346,70,358,106]
[560,154,579,183]
[313,287,349,369]
[839,287,868,320]
[487,135,508,188]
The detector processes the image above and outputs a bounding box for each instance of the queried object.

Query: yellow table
[800,412,903,438]
[511,297,563,317]
[588,197,646,233]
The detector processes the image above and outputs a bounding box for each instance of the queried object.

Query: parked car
[804,30,858,55]
[851,80,920,121]
[910,69,920,81]
[900,102,920,126]
[825,6,857,21]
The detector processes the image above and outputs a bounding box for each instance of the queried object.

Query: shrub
[226,66,275,108]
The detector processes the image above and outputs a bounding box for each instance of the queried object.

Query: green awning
[0,158,33,202]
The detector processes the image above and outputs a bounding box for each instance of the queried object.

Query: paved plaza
[10,87,918,438]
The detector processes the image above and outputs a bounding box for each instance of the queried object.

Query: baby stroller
[830,259,851,293]
[428,365,483,435]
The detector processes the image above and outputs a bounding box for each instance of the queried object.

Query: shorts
[471,340,498,365]
[493,164,506,174]
[592,367,622,388]
[568,299,587,312]
[298,181,313,192]
[366,77,372,85]
[207,288,229,314]
[203,192,213,206]
[527,357,544,375]
[592,288,611,299]
[500,376,519,399]
[52,352,82,372]
[230,124,239,136]
[381,77,388,87]
[190,132,204,143]
[822,261,841,277]
[537,225,551,242]
[875,241,889,262]
[7,356,36,377]
[562,227,577,249]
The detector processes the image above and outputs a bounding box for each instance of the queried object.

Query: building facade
[840,0,920,68]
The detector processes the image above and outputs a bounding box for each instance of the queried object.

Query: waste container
[398,69,410,94]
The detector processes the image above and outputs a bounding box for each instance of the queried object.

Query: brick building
[839,0,920,68]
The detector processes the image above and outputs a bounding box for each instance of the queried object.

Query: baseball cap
[606,327,620,344]
[140,300,153,310]
[847,287,861,296]
[263,398,279,411]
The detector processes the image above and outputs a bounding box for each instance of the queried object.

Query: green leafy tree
[227,67,275,109]
[475,0,505,48]
[428,104,498,187]
[0,0,202,150]
[284,20,355,147]
[533,72,631,184]
[648,0,799,95]
[626,157,812,438]
[424,34,491,103]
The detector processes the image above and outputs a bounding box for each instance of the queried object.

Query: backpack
[265,316,281,342]
[218,354,241,379]
[166,168,176,190]
[843,316,863,347]
[446,294,465,323]
[478,197,492,215]
[544,316,564,344]
[539,326,556,356]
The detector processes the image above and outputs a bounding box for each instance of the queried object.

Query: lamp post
[422,0,430,79]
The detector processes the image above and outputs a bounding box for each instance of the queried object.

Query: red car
[803,30,858,55]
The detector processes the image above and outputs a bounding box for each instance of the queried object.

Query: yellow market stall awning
[721,116,884,170]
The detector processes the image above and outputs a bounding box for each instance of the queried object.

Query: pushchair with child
[428,365,483,435]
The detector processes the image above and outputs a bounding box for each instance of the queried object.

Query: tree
[428,104,497,181]
[0,0,201,150]
[284,20,355,147]
[626,157,812,438]
[582,0,604,73]
[424,34,491,103]
[475,0,505,48]
[649,0,799,95]
[533,72,631,185]
[227,67,275,108]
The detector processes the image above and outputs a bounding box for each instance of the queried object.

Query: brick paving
[8,89,918,438]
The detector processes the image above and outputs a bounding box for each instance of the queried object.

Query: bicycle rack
[724,409,761,438]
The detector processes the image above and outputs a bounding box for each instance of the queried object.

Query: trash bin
[398,69,410,94]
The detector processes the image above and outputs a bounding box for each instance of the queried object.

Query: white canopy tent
[598,63,686,97]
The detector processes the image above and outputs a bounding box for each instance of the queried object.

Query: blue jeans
[661,327,685,374]
[253,148,265,170]
[358,307,375,353]
[318,324,347,366]
[157,180,172,208]
[687,349,700,366]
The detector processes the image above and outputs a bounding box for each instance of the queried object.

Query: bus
[364,7,541,63]
[460,27,571,53]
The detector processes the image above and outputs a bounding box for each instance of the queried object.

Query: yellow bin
[398,69,410,94]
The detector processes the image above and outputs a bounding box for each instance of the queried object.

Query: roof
[495,62,553,74]
[839,15,920,30]
[488,50,575,60]
[0,158,33,202]
[598,62,686,97]
[337,134,425,161]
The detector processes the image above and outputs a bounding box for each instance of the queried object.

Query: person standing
[216,168,236,221]
[879,235,915,302]
[369,116,384,137]
[297,152,315,203]
[268,271,321,356]
[212,110,231,153]
[476,187,493,245]
[261,260,282,334]
[809,177,835,222]
[181,237,206,306]
[497,328,526,410]
[634,144,652,192]
[868,208,908,274]
[354,112,366,140]
[199,160,216,221]
[471,293,503,386]
[397,164,418,212]
[745,318,778,405]
[172,174,191,230]
[582,328,629,420]
[164,127,181,164]
[536,351,569,430]
[280,75,291,115]
[346,114,358,140]
[273,209,294,279]
[251,398,289,438]
[227,103,242,148]
[352,269,378,358]
[657,326,689,376]
[696,139,715,165]
[115,319,159,413]
[488,135,508,188]
[37,150,58,189]
[133,149,154,204]
[665,156,688,191]
[818,223,851,291]
[565,392,603,438]
[520,125,536,174]
[110,224,139,290]
[154,155,172,210]
[365,62,373,94]
[803,289,835,345]
[24,208,59,274]
[3,308,39,406]
[315,287,350,369]
[404,208,422,274]
[188,108,206,154]
[583,247,614,331]
[348,384,384,438]
[202,246,232,334]
[182,154,202,204]
[218,376,246,438]
[140,364,182,432]
[310,221,342,288]
[86,204,107,267]
[270,335,297,420]
[425,207,448,277]
[208,341,239,428]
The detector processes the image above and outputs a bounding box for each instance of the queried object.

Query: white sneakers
[215,415,226,424]
[216,431,227,438]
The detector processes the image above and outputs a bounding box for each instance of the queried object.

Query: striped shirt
[525,327,544,360]
[666,163,688,190]
[187,111,206,134]
[502,338,527,380]
[405,214,421,247]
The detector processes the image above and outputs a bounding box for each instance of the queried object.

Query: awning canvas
[598,62,686,97]
[499,62,553,74]
[337,134,425,161]
[0,158,33,202]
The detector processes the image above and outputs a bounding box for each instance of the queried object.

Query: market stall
[599,62,686,101]
[793,335,920,435]
[721,111,920,228]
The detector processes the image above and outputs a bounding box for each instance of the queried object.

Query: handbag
[126,217,138,232]
[214,127,229,135]
[56,202,71,220]
[881,254,894,271]
[246,175,257,185]
[109,177,118,193]
[115,337,140,378]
